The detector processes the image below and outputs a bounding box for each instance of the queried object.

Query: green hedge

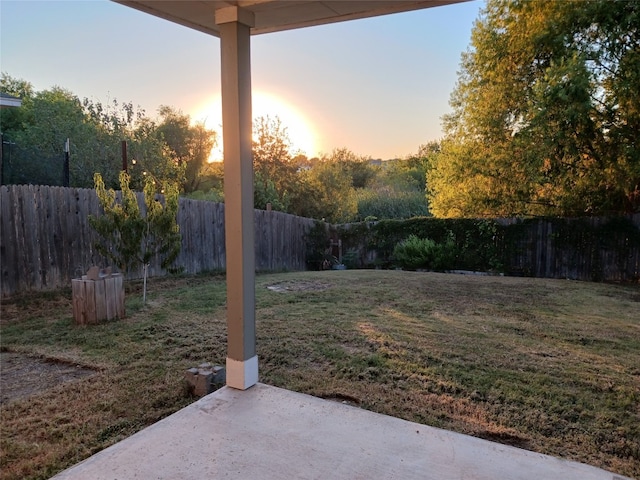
[339,217,503,271]
[337,215,640,282]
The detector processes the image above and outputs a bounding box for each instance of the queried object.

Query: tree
[187,161,224,202]
[1,75,176,189]
[291,158,358,223]
[156,106,217,194]
[428,0,640,217]
[81,97,148,188]
[382,142,439,193]
[2,85,103,186]
[90,171,181,304]
[252,115,298,210]
[326,147,377,189]
[0,73,34,100]
[126,116,185,192]
[254,170,288,211]
[82,99,187,191]
[0,73,34,135]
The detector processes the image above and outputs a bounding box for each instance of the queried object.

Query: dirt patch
[266,281,331,293]
[318,392,362,407]
[0,351,96,405]
[476,430,531,449]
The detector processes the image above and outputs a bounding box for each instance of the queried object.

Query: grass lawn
[1,270,638,479]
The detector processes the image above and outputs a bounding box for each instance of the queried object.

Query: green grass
[1,271,638,479]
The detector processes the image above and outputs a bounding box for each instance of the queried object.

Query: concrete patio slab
[52,383,628,480]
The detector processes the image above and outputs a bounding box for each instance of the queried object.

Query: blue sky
[1,0,483,159]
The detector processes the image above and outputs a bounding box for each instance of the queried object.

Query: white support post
[216,7,258,390]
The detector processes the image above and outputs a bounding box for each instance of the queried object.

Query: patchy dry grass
[1,270,638,479]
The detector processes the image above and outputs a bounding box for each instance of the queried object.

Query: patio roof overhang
[114,1,468,36]
[114,0,467,391]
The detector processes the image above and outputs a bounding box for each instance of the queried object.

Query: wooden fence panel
[253,209,314,272]
[489,216,639,282]
[255,210,269,271]
[1,185,314,297]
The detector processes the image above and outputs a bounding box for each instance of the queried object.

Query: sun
[253,92,317,158]
[193,91,317,163]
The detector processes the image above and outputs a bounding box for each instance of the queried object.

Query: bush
[342,249,360,269]
[357,218,503,271]
[392,234,456,271]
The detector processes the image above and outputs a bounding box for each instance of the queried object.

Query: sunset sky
[1,0,483,160]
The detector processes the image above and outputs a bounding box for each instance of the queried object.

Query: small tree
[89,171,181,304]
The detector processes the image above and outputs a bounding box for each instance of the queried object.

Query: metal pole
[63,138,70,187]
[122,140,128,173]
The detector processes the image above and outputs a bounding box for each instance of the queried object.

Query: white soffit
[113,1,469,36]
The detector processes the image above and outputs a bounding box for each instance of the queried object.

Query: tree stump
[72,270,124,325]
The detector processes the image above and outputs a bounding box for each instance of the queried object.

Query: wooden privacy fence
[338,215,640,283]
[1,185,316,297]
[2,184,638,297]
[496,215,640,282]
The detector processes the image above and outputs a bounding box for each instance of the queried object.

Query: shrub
[392,235,436,270]
[432,235,457,270]
[342,249,360,269]
[392,234,456,271]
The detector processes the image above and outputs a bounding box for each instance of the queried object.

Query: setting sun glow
[194,91,317,163]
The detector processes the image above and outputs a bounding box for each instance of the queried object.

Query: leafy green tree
[81,97,146,188]
[381,142,439,193]
[252,115,298,211]
[156,106,217,193]
[292,159,357,223]
[327,147,377,189]
[0,73,34,135]
[2,85,104,186]
[90,171,181,304]
[82,99,186,190]
[187,161,224,202]
[24,87,86,154]
[1,75,175,189]
[254,170,288,211]
[0,73,34,100]
[429,0,640,217]
[126,117,182,191]
[288,147,381,222]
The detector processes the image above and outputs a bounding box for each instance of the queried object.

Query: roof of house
[0,92,22,108]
